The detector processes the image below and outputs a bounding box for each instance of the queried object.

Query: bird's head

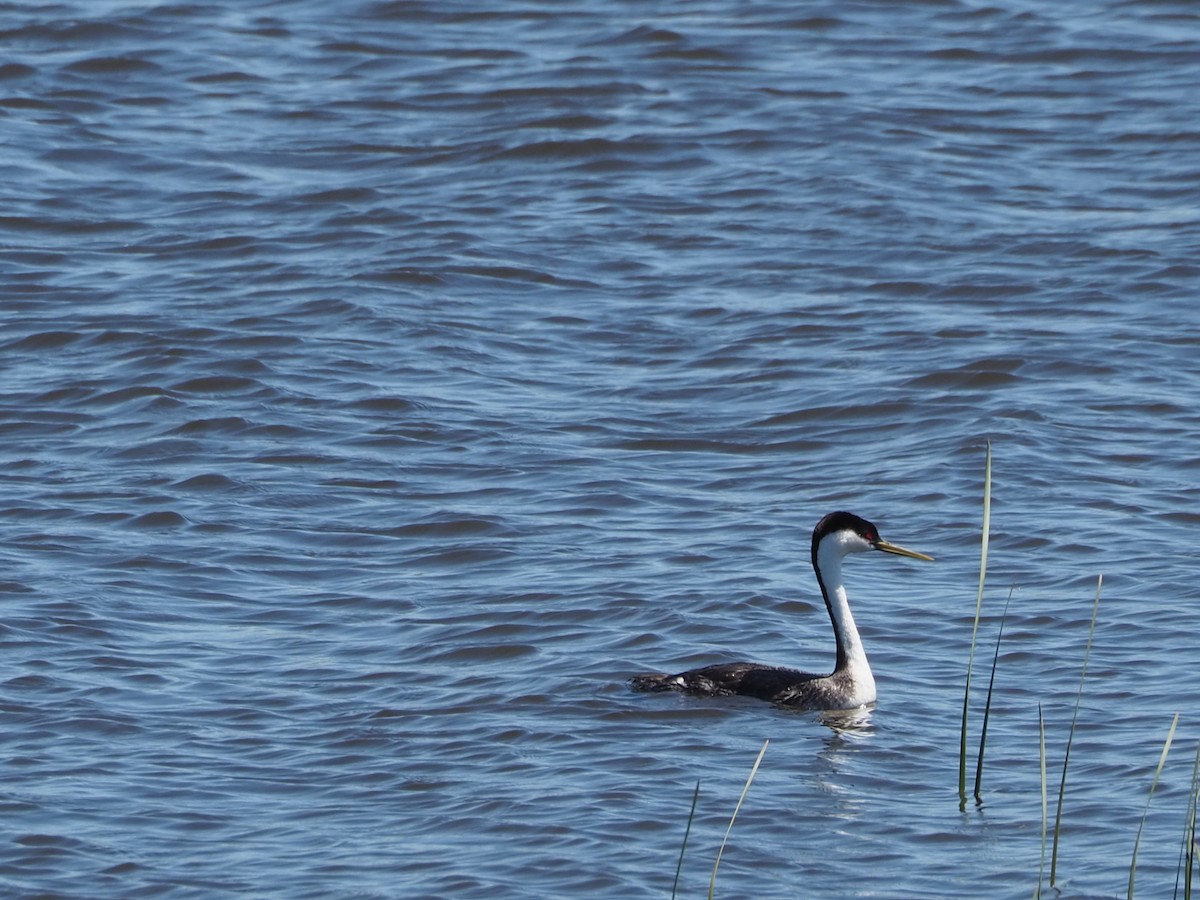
[812,511,934,562]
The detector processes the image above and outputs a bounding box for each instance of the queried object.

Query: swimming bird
[630,511,933,710]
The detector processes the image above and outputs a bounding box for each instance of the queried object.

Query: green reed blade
[1129,712,1180,899]
[974,583,1015,805]
[672,780,701,900]
[1177,740,1199,900]
[708,739,769,900]
[1050,575,1103,887]
[1191,748,1199,900]
[1035,703,1047,900]
[960,440,991,809]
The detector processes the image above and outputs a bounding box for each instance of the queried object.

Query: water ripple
[2,0,1199,897]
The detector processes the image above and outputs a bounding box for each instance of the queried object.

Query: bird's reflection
[819,705,875,735]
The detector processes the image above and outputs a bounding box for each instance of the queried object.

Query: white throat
[816,536,877,707]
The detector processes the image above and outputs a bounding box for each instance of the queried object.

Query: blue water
[3,1,1200,897]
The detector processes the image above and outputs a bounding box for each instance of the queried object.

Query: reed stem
[1178,740,1200,900]
[960,440,992,809]
[708,740,769,900]
[974,583,1015,805]
[1050,575,1103,886]
[1129,712,1180,899]
[672,780,701,900]
[1035,703,1047,900]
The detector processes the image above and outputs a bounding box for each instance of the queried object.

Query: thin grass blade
[1176,740,1200,900]
[1035,703,1047,900]
[708,739,769,900]
[974,583,1015,805]
[672,780,701,900]
[1050,575,1104,887]
[960,441,992,808]
[1191,751,1199,900]
[1129,712,1180,899]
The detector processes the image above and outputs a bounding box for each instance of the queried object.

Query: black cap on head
[812,511,878,548]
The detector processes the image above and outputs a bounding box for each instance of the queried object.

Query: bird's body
[632,661,867,709]
[630,511,932,710]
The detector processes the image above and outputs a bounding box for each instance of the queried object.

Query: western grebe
[630,511,933,710]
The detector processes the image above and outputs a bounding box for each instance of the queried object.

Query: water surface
[3,1,1200,897]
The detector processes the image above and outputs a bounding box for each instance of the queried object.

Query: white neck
[816,538,876,706]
